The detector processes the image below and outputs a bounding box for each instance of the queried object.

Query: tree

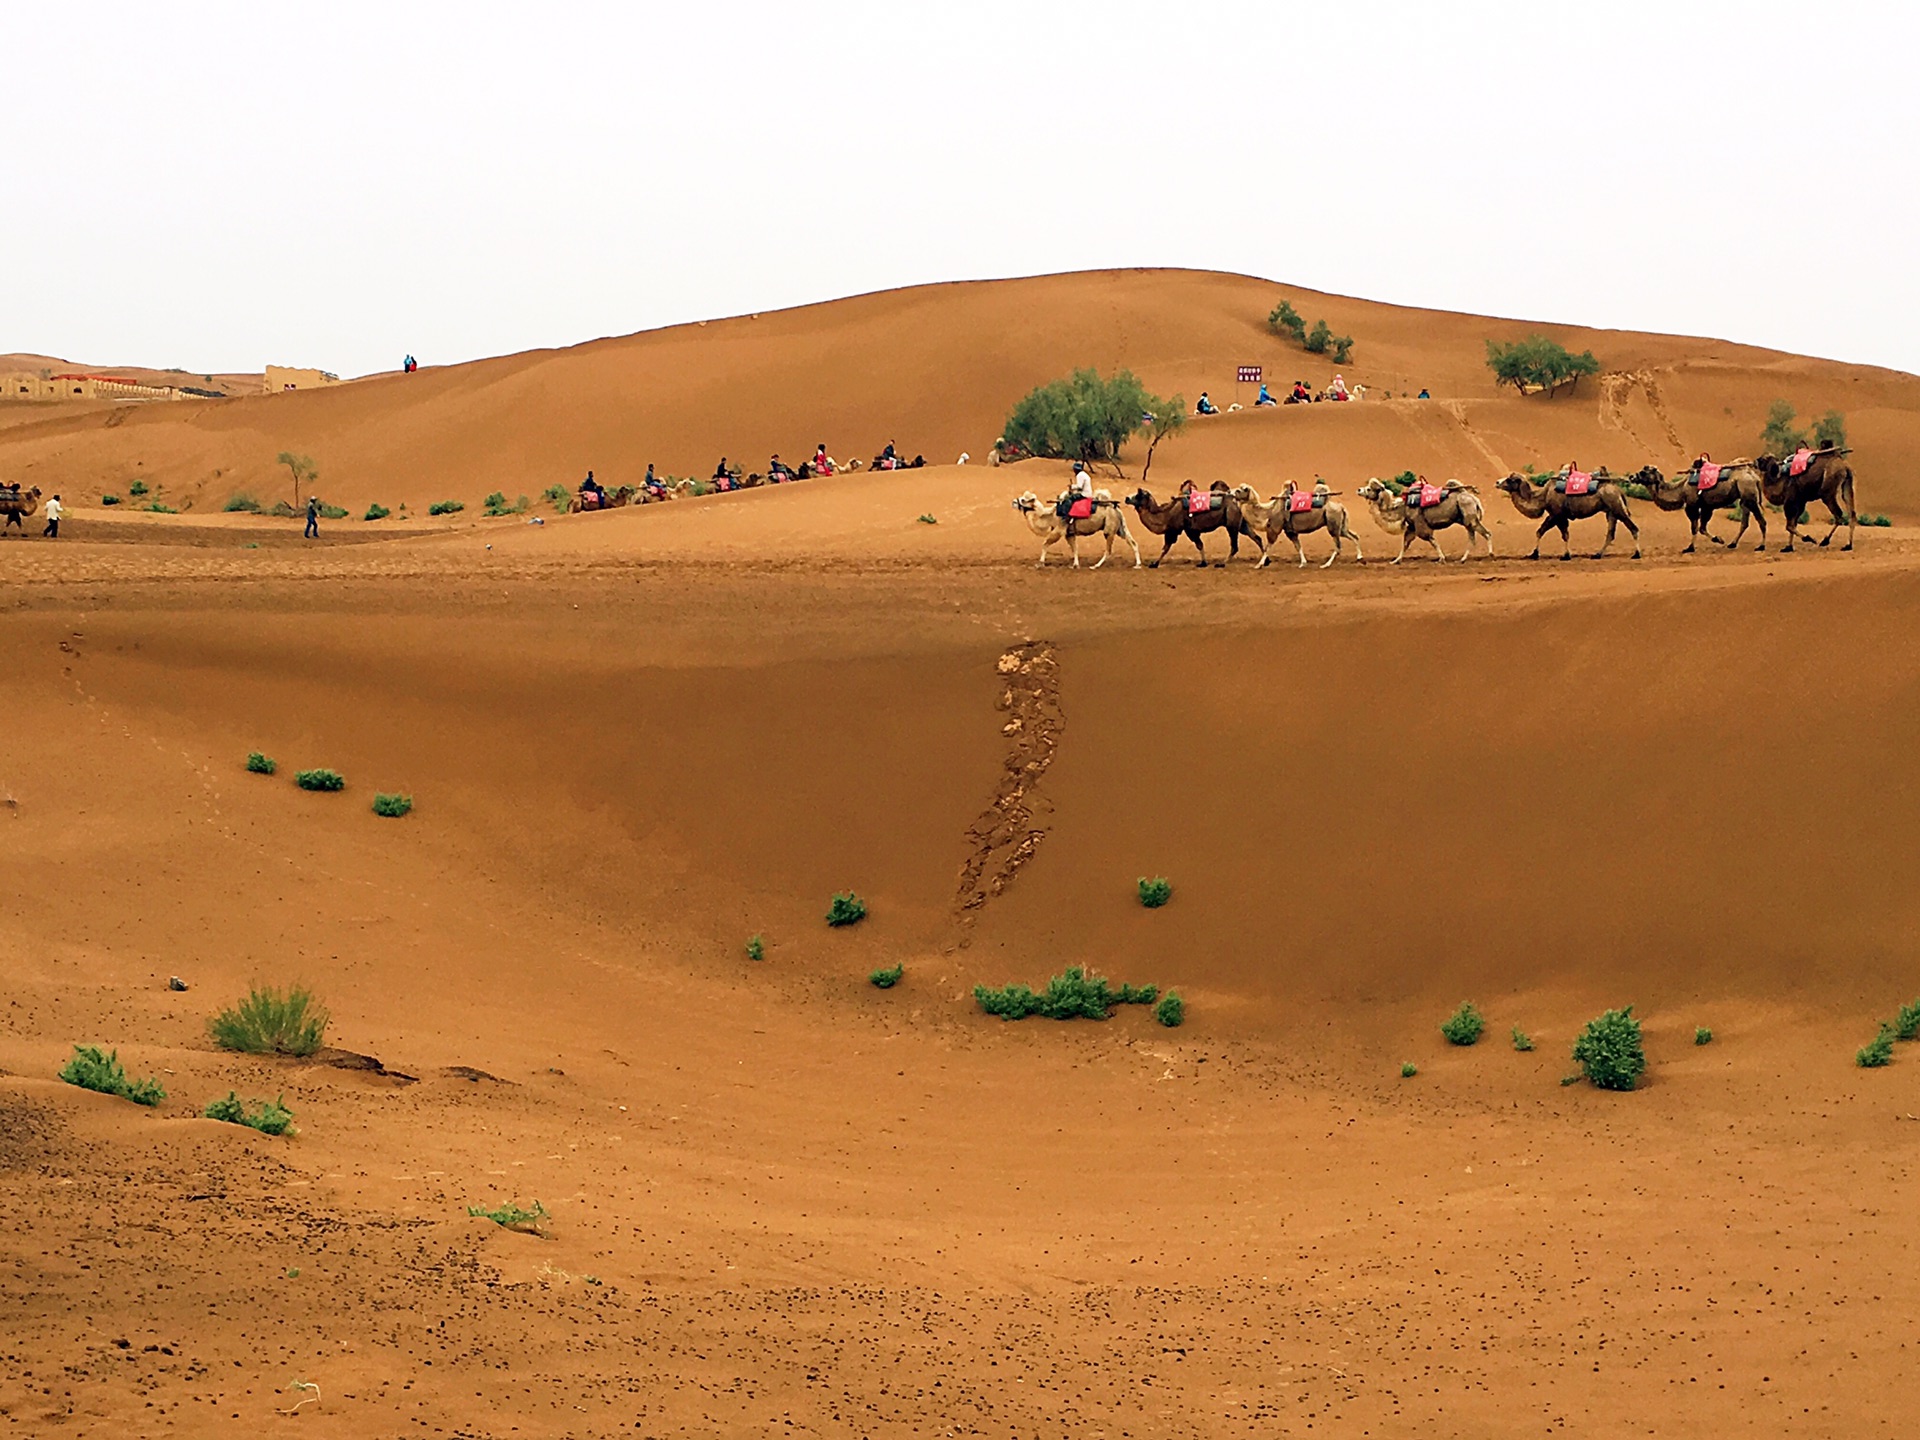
[1304,319,1333,355]
[276,451,319,502]
[1267,299,1306,343]
[1330,335,1354,365]
[1138,401,1187,487]
[1484,336,1601,397]
[1813,409,1848,450]
[1001,369,1178,468]
[1759,400,1809,458]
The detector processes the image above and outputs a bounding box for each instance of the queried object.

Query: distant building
[265,366,341,393]
[1,372,182,402]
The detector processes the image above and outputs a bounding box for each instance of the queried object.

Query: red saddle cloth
[1186,490,1218,514]
[1563,469,1594,496]
[1789,447,1814,477]
[1411,483,1446,509]
[1067,497,1095,519]
[1696,462,1722,489]
[1288,489,1316,514]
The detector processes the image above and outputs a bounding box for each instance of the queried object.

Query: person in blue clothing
[1255,383,1276,407]
[1195,392,1219,416]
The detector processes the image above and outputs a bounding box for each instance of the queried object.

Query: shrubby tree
[1267,299,1307,343]
[1484,336,1601,397]
[1814,409,1848,450]
[1304,319,1333,355]
[276,451,318,502]
[1002,369,1181,467]
[1760,400,1809,458]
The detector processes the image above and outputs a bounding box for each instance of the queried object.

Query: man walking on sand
[304,494,319,539]
[42,493,62,538]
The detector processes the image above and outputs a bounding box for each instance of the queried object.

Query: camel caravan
[1010,444,1861,569]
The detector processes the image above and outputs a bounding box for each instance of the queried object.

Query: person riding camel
[813,444,834,475]
[769,454,794,482]
[1195,392,1219,416]
[1255,383,1276,407]
[1329,375,1349,401]
[1055,460,1095,517]
[580,470,603,496]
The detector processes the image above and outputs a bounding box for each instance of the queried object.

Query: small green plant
[101,494,122,506]
[363,503,391,521]
[1891,998,1920,1042]
[1400,1062,1417,1078]
[1440,1003,1485,1047]
[129,479,149,497]
[208,986,329,1056]
[271,500,298,517]
[224,493,262,513]
[468,1199,549,1232]
[744,934,765,961]
[1511,1026,1534,1052]
[543,483,572,512]
[1571,1006,1646,1091]
[294,768,345,791]
[246,752,277,775]
[974,967,1156,1021]
[869,964,903,989]
[483,490,510,515]
[1857,1023,1895,1069]
[917,513,938,524]
[371,793,413,818]
[202,1092,295,1136]
[1694,1026,1714,1046]
[428,499,465,516]
[826,892,867,927]
[58,1045,166,1106]
[1760,400,1809,458]
[143,502,178,513]
[1304,319,1333,355]
[1137,877,1172,909]
[1330,335,1355,365]
[318,503,348,520]
[1154,992,1184,1028]
[1267,299,1307,342]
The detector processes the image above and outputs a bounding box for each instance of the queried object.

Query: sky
[4,0,1915,378]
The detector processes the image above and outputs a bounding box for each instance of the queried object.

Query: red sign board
[1237,366,1262,385]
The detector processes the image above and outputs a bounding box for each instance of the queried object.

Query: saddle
[1185,490,1222,515]
[1789,448,1814,477]
[1555,469,1594,497]
[1695,462,1722,490]
[1287,489,1323,514]
[1409,483,1447,509]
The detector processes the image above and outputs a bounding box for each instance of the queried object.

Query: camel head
[1495,473,1536,495]
[1629,464,1666,489]
[1012,492,1039,513]
[1356,479,1390,504]
[1228,484,1257,502]
[1126,489,1154,508]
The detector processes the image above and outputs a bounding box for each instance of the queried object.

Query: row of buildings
[0,366,343,404]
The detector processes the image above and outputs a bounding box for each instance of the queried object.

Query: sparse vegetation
[372,793,413,818]
[917,513,938,524]
[1268,297,1352,365]
[208,986,329,1056]
[1137,877,1173,909]
[1401,1062,1418,1078]
[1571,1006,1646,1091]
[1694,1026,1714,1046]
[364,503,391,521]
[1893,998,1920,1042]
[318,503,348,520]
[129,479,149,497]
[101,494,121,506]
[276,452,318,502]
[483,491,529,517]
[428,500,465,516]
[1267,300,1307,343]
[246,752,277,775]
[1001,368,1183,465]
[58,1045,166,1106]
[143,502,178,514]
[825,893,867,927]
[468,1199,549,1233]
[1155,992,1184,1028]
[974,967,1157,1022]
[1440,1003,1485,1047]
[1814,410,1848,450]
[543,483,572,512]
[1857,1024,1895,1069]
[203,1092,295,1136]
[224,493,262,513]
[1485,336,1601,397]
[869,964,903,989]
[1760,400,1809,458]
[294,768,345,791]
[1511,1026,1534,1052]
[745,934,765,962]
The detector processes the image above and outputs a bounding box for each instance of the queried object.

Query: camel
[1011,490,1142,568]
[1493,472,1641,560]
[1755,450,1857,552]
[569,486,636,513]
[0,484,41,532]
[1629,462,1768,552]
[1125,484,1254,567]
[1355,478,1494,563]
[1229,484,1363,568]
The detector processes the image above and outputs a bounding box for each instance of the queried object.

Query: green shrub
[1400,1062,1417,1078]
[318,503,348,520]
[294,768,345,791]
[428,500,465,516]
[1303,319,1332,355]
[203,1092,295,1136]
[825,893,867,927]
[1694,1026,1714,1046]
[468,1199,548,1232]
[1154,992,1184,1028]
[1485,336,1602,397]
[246,752,277,775]
[224,493,262,513]
[1862,513,1892,527]
[270,500,298,518]
[208,986,329,1056]
[1137,877,1172,909]
[58,1045,165,1106]
[1440,1003,1485,1047]
[1857,1024,1895,1069]
[1571,1006,1646,1091]
[101,494,122,506]
[1002,368,1181,464]
[1760,400,1809,458]
[1893,999,1920,1042]
[869,964,903,989]
[1813,410,1848,450]
[1267,299,1307,342]
[1511,1026,1534,1052]
[483,490,509,515]
[129,479,149,497]
[364,503,391,521]
[917,513,938,524]
[745,934,765,962]
[543,483,572,512]
[974,967,1156,1022]
[1330,335,1354,365]
[143,502,178,514]
[371,793,413,818]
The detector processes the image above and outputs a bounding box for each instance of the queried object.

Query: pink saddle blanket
[1185,490,1218,514]
[1789,448,1814,477]
[1288,489,1316,514]
[1067,497,1095,519]
[1411,483,1446,509]
[1696,462,1722,489]
[1563,470,1594,496]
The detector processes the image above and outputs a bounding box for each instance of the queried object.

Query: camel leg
[1844,474,1856,551]
[1090,529,1110,569]
[1068,528,1081,568]
[1557,519,1572,561]
[1149,531,1177,568]
[1188,530,1209,568]
[1595,512,1617,559]
[1529,515,1554,560]
[1036,533,1052,567]
[1120,523,1142,569]
[1726,503,1751,551]
[1392,528,1412,564]
[1290,531,1309,568]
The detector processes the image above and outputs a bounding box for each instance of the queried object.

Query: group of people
[1200,374,1408,415]
[402,354,419,374]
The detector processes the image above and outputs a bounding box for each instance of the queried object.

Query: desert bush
[203,1091,295,1136]
[371,793,413,818]
[1694,1026,1714,1046]
[428,500,465,516]
[318,503,347,520]
[1760,400,1809,458]
[270,500,298,517]
[246,752,277,775]
[1267,299,1307,342]
[129,479,149,497]
[208,985,329,1056]
[974,967,1157,1022]
[1485,336,1601,397]
[1137,877,1173,909]
[1813,410,1847,451]
[143,502,178,513]
[1511,1026,1534,1052]
[59,1045,166,1106]
[1330,335,1354,365]
[1117,982,1159,1004]
[224,493,262,513]
[825,893,867,927]
[1389,470,1417,493]
[543,483,571,512]
[745,934,765,961]
[364,503,390,521]
[1862,513,1892,527]
[1001,368,1179,464]
[1440,1003,1485,1047]
[101,494,122,506]
[468,1199,548,1232]
[1857,1024,1895,1068]
[917,513,938,524]
[294,768,345,791]
[483,490,509,515]
[1155,992,1184,1028]
[1571,1006,1646,1091]
[1400,1062,1417,1078]
[1893,998,1920,1042]
[1304,319,1332,355]
[869,964,903,989]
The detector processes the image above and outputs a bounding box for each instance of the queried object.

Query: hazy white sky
[4,1,1914,377]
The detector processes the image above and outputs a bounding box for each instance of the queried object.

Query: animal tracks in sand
[952,641,1062,927]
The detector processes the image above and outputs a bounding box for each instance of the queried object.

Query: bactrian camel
[1125,484,1255,567]
[1628,461,1768,552]
[1755,450,1857,552]
[1229,484,1363,567]
[0,484,42,531]
[1493,472,1642,560]
[1355,478,1494,563]
[1011,490,1142,568]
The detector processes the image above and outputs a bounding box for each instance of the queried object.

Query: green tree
[1304,319,1333,355]
[1138,402,1187,486]
[1813,409,1848,450]
[1760,400,1808,458]
[1002,368,1178,467]
[1484,336,1602,397]
[1267,299,1307,343]
[276,451,319,503]
[1330,335,1354,365]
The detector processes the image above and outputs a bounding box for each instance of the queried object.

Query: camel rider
[1057,460,1094,517]
[813,444,833,475]
[580,470,603,496]
[1195,392,1219,416]
[769,454,794,482]
[1256,383,1275,407]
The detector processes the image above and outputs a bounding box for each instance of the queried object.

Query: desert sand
[3,270,1917,1438]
